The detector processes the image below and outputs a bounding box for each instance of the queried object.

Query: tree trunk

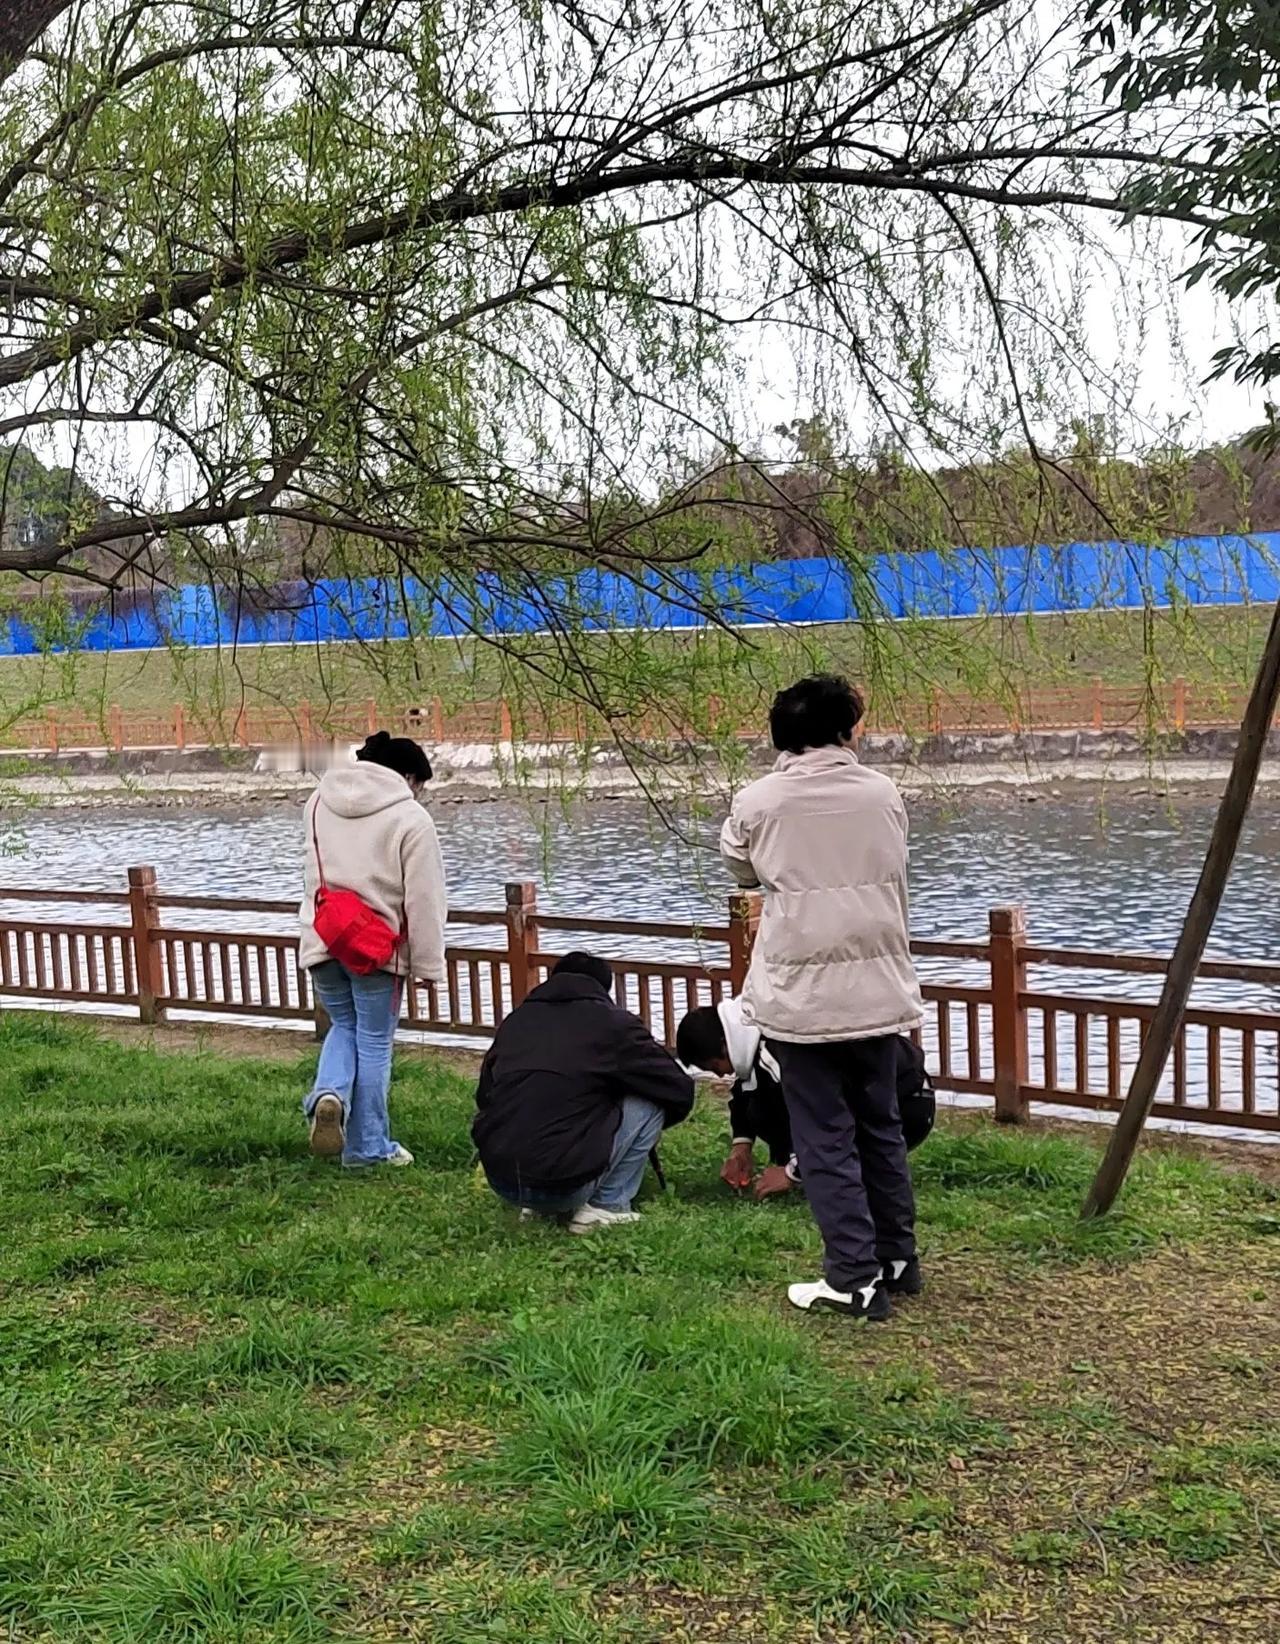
[0,0,73,80]
[1081,594,1280,1219]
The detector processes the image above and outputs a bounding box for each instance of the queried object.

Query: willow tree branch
[0,157,1226,394]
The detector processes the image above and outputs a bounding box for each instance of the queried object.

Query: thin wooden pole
[1081,595,1280,1219]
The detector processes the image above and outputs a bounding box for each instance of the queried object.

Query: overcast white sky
[731,225,1278,468]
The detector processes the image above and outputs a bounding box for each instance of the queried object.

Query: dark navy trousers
[768,1034,916,1290]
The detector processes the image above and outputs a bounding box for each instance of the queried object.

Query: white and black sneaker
[882,1256,923,1297]
[787,1276,890,1321]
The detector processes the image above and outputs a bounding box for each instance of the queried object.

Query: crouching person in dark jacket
[473,951,695,1234]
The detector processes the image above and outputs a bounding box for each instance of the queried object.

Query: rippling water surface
[4,788,1280,993]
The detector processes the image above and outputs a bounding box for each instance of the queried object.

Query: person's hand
[754,1164,794,1201]
[720,1142,755,1191]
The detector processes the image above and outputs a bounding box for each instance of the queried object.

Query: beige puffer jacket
[298,762,448,981]
[720,746,924,1044]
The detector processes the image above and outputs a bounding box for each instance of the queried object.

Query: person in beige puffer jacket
[300,732,447,1168]
[721,675,925,1322]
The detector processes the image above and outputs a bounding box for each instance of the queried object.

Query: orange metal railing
[0,678,1264,755]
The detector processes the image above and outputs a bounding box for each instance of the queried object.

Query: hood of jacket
[716,995,780,1091]
[316,761,415,819]
[525,972,611,1006]
[717,995,762,1088]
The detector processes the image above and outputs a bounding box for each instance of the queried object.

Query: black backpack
[896,1036,936,1152]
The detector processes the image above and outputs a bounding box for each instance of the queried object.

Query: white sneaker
[787,1277,890,1321]
[519,1208,536,1223]
[308,1094,345,1158]
[341,1143,414,1171]
[567,1204,641,1235]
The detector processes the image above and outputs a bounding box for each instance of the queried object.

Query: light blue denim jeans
[489,1095,666,1214]
[304,961,402,1166]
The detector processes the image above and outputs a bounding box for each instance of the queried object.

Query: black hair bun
[354,730,432,785]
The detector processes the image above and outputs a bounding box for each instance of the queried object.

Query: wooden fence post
[1092,678,1104,732]
[173,704,186,751]
[127,865,166,1025]
[989,904,1029,1123]
[727,890,762,992]
[366,698,378,735]
[1173,678,1188,735]
[431,697,445,741]
[499,699,514,743]
[46,710,58,753]
[505,881,539,1010]
[109,704,124,754]
[299,701,313,743]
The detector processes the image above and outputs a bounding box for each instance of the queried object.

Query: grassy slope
[3,1013,1280,1642]
[0,606,1267,731]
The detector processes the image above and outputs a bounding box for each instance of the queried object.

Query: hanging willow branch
[0,0,1269,743]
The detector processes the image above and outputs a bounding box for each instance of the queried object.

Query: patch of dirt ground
[895,1240,1280,1642]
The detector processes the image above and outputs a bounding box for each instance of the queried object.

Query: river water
[3,788,1279,994]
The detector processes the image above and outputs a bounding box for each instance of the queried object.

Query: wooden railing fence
[0,872,1278,1134]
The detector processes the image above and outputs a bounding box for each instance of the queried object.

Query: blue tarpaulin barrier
[7,532,1280,654]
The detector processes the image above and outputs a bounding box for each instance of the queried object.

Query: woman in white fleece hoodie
[299,732,448,1167]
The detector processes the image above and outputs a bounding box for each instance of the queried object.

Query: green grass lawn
[4,1012,1280,1642]
[0,605,1266,739]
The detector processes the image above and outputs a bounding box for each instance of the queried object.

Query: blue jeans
[304,961,402,1166]
[490,1096,666,1214]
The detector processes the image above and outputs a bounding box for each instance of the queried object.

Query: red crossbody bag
[310,805,404,975]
